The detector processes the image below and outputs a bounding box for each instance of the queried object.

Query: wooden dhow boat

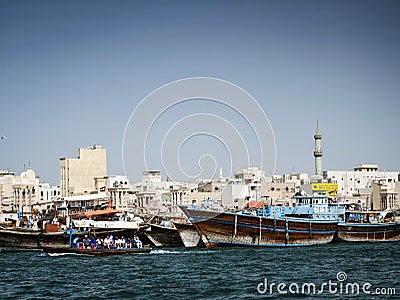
[174,222,205,248]
[179,204,344,248]
[0,226,72,249]
[142,223,184,247]
[337,210,400,242]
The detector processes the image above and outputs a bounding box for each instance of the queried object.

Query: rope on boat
[285,217,289,244]
[233,214,237,238]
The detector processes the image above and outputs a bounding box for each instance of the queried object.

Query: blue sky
[0,0,399,185]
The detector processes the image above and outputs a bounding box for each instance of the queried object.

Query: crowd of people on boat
[72,233,143,250]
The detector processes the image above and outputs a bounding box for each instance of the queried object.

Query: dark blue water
[0,243,399,299]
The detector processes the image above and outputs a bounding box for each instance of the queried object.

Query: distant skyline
[1,1,399,185]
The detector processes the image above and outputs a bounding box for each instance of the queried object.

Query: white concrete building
[234,167,265,184]
[0,170,15,212]
[38,182,60,203]
[105,175,135,210]
[221,183,250,208]
[37,182,60,213]
[323,164,399,198]
[0,169,40,213]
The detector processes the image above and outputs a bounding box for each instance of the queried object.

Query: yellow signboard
[312,183,338,196]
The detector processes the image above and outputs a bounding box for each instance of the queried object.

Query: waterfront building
[258,173,309,205]
[59,144,106,197]
[135,190,157,213]
[0,169,39,214]
[130,170,172,214]
[371,179,399,211]
[0,170,14,212]
[234,166,265,184]
[37,182,60,213]
[105,175,136,210]
[324,164,399,198]
[351,186,372,209]
[185,180,222,206]
[219,167,267,208]
[221,183,250,208]
[263,181,297,205]
[38,182,60,203]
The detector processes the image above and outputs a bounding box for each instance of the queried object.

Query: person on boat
[90,236,97,249]
[120,236,126,249]
[134,235,142,248]
[83,235,90,249]
[96,237,103,249]
[109,233,114,245]
[77,236,84,249]
[125,237,132,248]
[104,236,110,249]
[114,236,121,249]
[72,236,79,248]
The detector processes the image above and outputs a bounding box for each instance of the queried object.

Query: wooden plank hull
[337,222,400,242]
[42,246,151,256]
[142,224,184,247]
[0,228,69,249]
[174,223,205,248]
[181,207,338,247]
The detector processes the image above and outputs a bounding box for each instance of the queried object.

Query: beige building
[264,181,297,204]
[60,144,106,197]
[371,179,399,211]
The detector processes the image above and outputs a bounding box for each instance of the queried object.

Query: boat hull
[180,207,338,247]
[42,246,151,256]
[0,228,70,249]
[142,224,184,247]
[174,223,205,248]
[337,222,400,242]
[0,227,140,249]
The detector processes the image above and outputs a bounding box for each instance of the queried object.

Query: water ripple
[0,243,398,299]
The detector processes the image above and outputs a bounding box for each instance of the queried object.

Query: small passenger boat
[41,246,152,256]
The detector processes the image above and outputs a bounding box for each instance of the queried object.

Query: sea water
[0,243,398,299]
